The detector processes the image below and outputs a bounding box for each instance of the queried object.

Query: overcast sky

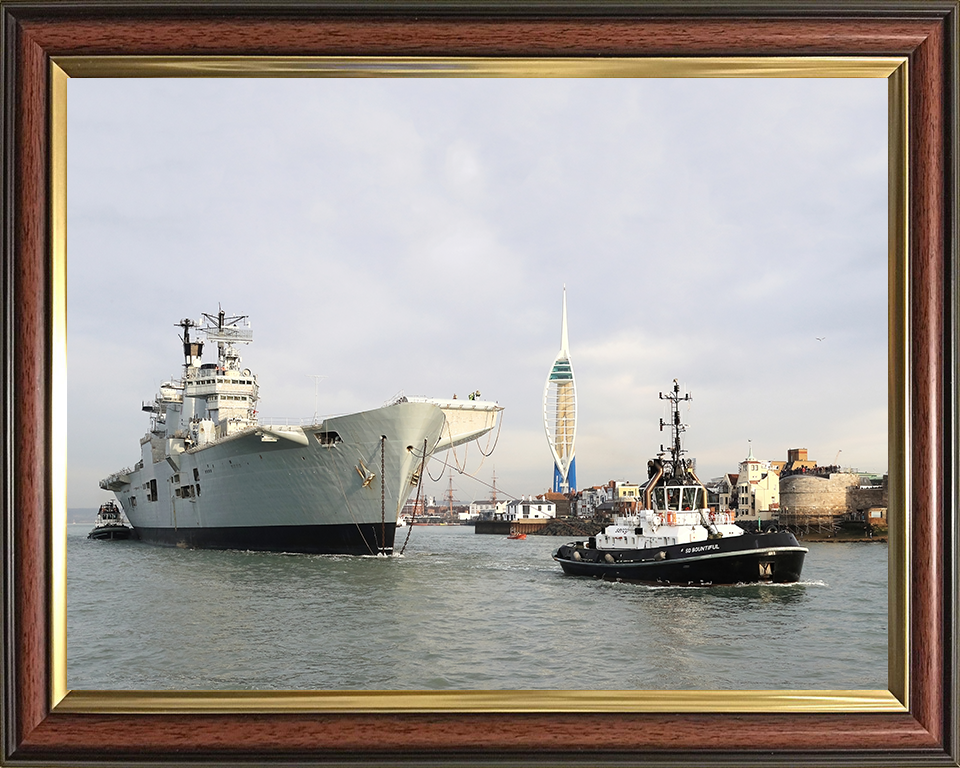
[67,76,888,509]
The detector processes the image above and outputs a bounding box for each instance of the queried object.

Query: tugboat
[88,501,134,540]
[554,381,807,585]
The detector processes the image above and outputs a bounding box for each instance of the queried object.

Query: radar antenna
[199,306,253,370]
[200,307,253,345]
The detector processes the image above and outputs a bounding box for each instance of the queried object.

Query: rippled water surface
[68,524,887,690]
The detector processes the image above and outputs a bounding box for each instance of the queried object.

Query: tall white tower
[543,287,577,493]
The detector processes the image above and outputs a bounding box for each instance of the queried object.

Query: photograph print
[66,74,888,692]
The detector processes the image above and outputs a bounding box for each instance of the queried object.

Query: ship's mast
[659,379,692,477]
[447,472,455,517]
[177,318,203,375]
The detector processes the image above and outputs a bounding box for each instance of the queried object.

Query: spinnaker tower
[543,287,577,493]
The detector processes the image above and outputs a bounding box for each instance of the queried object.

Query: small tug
[554,381,807,586]
[88,501,134,540]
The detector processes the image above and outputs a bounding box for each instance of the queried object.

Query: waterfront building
[401,497,426,519]
[589,479,644,517]
[735,446,781,525]
[542,491,575,518]
[716,473,739,511]
[543,287,577,493]
[504,496,557,522]
[468,499,498,520]
[614,482,642,513]
[575,485,605,517]
[783,447,818,473]
[849,475,889,528]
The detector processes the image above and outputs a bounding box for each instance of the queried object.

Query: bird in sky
[816,336,825,341]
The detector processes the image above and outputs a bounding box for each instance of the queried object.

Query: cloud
[67,77,888,506]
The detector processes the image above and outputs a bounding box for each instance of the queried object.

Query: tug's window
[666,487,681,510]
[683,487,700,510]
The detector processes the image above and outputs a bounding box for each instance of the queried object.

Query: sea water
[67,523,887,691]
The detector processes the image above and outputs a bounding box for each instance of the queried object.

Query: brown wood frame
[2,2,957,765]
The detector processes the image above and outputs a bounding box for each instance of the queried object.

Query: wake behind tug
[553,381,808,586]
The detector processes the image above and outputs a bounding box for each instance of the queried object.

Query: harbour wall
[474,519,549,535]
[779,473,887,528]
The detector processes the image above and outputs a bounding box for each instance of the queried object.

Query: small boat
[88,501,134,540]
[507,531,527,540]
[553,381,808,586]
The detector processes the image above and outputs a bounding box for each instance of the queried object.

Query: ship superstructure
[101,309,502,555]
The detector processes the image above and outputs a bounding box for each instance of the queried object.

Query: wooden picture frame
[2,3,957,765]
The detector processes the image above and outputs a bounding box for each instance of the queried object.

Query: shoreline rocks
[531,519,604,537]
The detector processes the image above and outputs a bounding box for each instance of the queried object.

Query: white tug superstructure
[591,508,742,553]
[101,310,502,555]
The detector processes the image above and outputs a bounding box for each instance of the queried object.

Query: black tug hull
[554,531,807,585]
[88,525,134,541]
